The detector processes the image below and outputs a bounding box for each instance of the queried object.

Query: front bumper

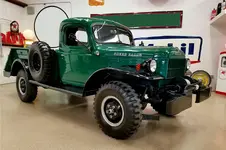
[165,86,212,116]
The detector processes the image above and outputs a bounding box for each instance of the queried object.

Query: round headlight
[149,60,157,72]
[187,59,191,69]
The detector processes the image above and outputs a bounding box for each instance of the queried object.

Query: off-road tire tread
[29,41,55,84]
[94,81,142,139]
[16,69,37,103]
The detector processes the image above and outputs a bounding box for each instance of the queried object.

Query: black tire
[28,41,54,84]
[16,69,37,103]
[94,81,142,140]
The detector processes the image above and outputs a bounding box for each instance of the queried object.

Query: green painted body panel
[56,43,185,87]
[4,48,28,72]
[57,18,186,87]
[4,17,187,88]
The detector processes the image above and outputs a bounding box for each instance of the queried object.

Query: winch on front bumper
[165,79,212,116]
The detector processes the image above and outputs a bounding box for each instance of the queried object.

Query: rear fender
[4,48,28,77]
[4,48,28,72]
[7,59,29,77]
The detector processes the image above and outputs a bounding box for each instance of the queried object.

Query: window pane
[221,56,226,68]
[76,30,88,43]
[119,34,130,45]
[93,25,132,45]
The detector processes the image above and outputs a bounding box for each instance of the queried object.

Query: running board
[29,80,83,97]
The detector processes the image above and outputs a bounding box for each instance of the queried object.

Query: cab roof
[61,17,129,29]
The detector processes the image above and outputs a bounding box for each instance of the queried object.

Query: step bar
[29,80,83,97]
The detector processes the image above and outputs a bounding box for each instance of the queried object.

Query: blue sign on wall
[134,36,203,64]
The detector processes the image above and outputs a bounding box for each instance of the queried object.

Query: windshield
[92,24,133,45]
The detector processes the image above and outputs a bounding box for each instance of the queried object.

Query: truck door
[59,25,93,87]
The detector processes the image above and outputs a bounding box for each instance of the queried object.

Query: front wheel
[16,70,37,103]
[94,81,142,139]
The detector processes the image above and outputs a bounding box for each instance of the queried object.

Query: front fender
[83,67,163,96]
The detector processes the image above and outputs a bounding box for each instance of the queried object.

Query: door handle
[94,51,100,56]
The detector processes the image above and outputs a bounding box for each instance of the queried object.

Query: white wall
[15,0,226,89]
[0,1,27,84]
[24,2,72,47]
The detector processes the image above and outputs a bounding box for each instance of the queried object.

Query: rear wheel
[94,81,142,139]
[16,70,37,103]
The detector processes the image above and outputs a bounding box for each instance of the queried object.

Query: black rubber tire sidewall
[95,89,131,131]
[16,70,37,103]
[28,41,54,84]
[94,82,142,139]
[28,44,43,81]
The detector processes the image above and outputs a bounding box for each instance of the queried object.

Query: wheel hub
[105,101,122,120]
[101,96,124,127]
[18,77,26,95]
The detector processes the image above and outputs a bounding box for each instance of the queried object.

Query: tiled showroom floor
[0,83,226,150]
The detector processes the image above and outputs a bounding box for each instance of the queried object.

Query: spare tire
[28,41,54,84]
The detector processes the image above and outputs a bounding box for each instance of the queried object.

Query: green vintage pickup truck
[3,17,212,139]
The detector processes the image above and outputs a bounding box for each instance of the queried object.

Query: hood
[96,44,185,58]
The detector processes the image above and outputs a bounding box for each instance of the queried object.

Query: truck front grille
[167,58,186,78]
